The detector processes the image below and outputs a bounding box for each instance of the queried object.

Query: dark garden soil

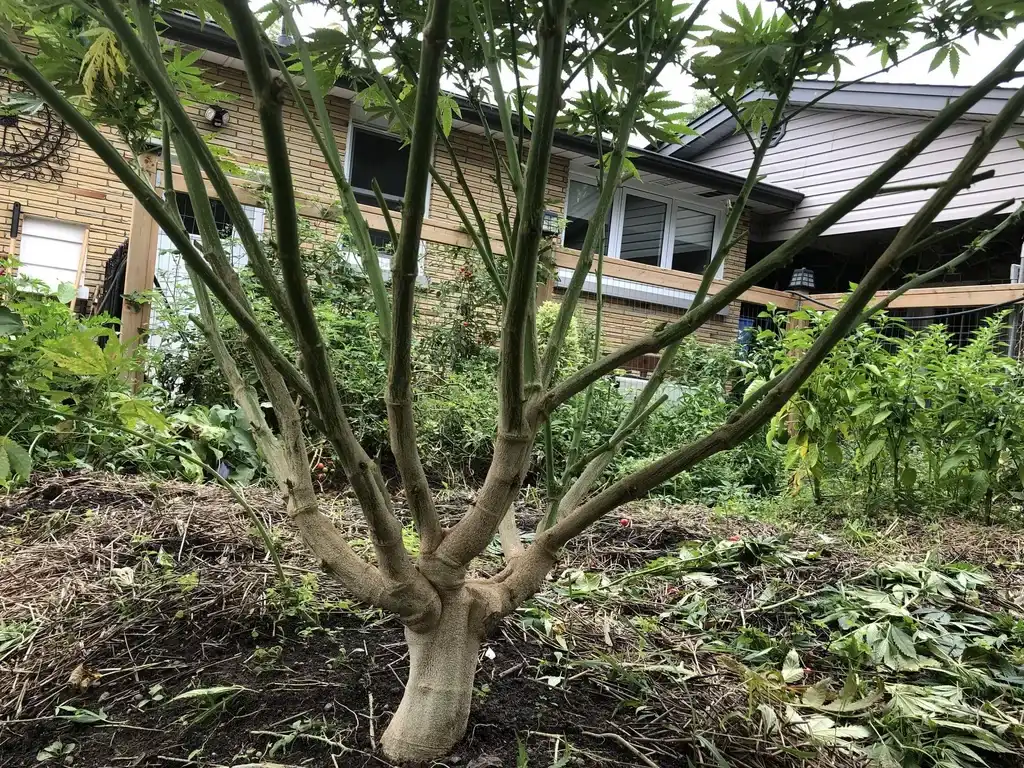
[2,474,1023,768]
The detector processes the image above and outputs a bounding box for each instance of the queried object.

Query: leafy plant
[35,740,75,763]
[6,0,1024,760]
[758,308,1024,521]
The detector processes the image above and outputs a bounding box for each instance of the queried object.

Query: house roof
[665,80,1024,161]
[159,12,804,212]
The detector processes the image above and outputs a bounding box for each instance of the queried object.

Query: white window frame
[16,217,89,294]
[343,111,431,281]
[564,170,726,279]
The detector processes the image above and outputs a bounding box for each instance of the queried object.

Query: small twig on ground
[368,690,376,750]
[499,660,527,678]
[581,730,660,768]
[743,565,876,615]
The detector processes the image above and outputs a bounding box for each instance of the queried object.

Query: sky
[293,0,1024,109]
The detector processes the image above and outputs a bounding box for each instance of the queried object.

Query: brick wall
[429,128,570,243]
[0,117,136,292]
[0,51,745,354]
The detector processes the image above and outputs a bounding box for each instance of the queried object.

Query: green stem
[271,2,394,347]
[469,0,524,199]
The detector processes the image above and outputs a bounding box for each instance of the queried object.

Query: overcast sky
[294,0,1024,107]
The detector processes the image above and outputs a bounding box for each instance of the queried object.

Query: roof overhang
[160,12,803,213]
[666,79,1024,161]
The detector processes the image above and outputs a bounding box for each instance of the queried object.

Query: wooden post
[120,154,160,345]
[69,228,89,310]
[786,292,808,437]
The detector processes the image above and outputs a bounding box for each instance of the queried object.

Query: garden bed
[2,474,1023,767]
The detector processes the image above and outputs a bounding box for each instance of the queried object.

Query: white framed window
[563,175,724,278]
[17,217,87,290]
[343,109,434,218]
[338,227,428,285]
[342,111,432,281]
[154,193,265,309]
[671,202,718,274]
[344,122,412,212]
[151,194,265,351]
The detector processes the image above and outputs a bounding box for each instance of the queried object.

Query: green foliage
[751,308,1024,521]
[150,222,779,498]
[0,269,151,480]
[557,529,1024,768]
[0,265,269,485]
[2,2,234,153]
[612,340,782,503]
[420,251,503,375]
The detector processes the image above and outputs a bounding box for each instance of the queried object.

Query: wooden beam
[551,251,800,310]
[120,155,160,346]
[812,283,1024,310]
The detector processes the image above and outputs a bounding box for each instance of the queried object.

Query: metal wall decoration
[0,74,76,183]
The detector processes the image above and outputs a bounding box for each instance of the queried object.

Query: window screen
[154,194,265,311]
[350,126,410,210]
[563,180,610,252]
[672,204,716,274]
[619,194,666,266]
[17,217,86,289]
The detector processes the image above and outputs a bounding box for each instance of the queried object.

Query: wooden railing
[118,164,1024,341]
[810,283,1024,310]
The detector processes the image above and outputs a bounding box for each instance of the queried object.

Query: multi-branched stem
[4,3,1024,761]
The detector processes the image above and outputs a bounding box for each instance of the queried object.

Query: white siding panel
[692,107,1024,239]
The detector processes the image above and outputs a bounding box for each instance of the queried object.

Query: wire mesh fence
[737,297,1024,358]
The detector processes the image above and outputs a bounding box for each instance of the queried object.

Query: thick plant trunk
[382,591,483,763]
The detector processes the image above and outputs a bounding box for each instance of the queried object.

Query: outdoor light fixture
[541,209,562,237]
[9,202,21,238]
[276,33,295,47]
[788,267,815,292]
[204,106,230,129]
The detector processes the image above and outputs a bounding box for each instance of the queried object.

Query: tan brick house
[0,13,804,356]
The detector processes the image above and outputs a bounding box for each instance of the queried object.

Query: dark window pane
[369,228,394,253]
[350,127,409,211]
[619,194,666,266]
[563,180,610,252]
[175,192,233,238]
[672,204,715,274]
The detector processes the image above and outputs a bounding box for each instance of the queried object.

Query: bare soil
[2,474,1023,768]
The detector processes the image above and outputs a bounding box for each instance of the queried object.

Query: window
[348,125,411,211]
[338,227,427,284]
[619,194,667,266]
[562,178,721,276]
[564,181,610,252]
[16,217,86,290]
[154,193,265,309]
[176,193,235,241]
[671,203,716,274]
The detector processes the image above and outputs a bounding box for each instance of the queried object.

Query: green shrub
[0,266,270,484]
[754,307,1024,521]
[149,227,781,502]
[0,268,158,480]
